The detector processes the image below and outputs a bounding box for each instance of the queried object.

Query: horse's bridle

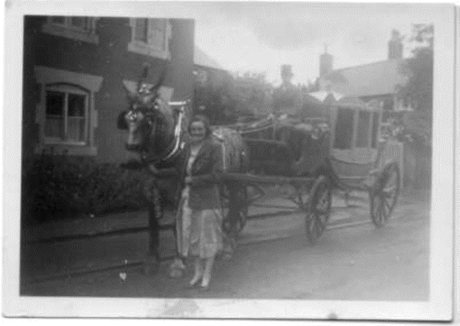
[128,101,187,166]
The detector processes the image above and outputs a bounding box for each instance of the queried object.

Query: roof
[321,59,407,97]
[308,91,344,103]
[194,46,226,71]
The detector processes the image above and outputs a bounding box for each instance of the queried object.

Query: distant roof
[321,59,407,97]
[194,46,226,71]
[308,91,344,103]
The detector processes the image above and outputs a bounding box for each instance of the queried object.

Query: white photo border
[2,0,455,321]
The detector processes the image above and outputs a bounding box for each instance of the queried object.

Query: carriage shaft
[221,172,316,187]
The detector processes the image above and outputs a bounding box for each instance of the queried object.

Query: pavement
[21,188,428,287]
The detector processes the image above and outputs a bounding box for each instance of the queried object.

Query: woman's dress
[176,145,223,259]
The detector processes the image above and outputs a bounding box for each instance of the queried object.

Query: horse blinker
[117,110,129,130]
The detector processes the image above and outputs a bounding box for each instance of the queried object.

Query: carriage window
[356,110,371,148]
[45,86,88,144]
[333,108,354,149]
[128,18,171,59]
[371,112,380,148]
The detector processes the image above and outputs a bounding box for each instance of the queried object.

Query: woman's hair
[188,115,212,137]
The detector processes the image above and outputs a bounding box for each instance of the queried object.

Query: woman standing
[176,115,224,290]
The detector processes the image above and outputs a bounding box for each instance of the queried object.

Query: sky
[184,2,436,86]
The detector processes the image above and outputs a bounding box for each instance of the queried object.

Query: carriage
[211,94,401,244]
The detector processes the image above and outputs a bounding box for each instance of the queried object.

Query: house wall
[359,94,394,121]
[22,16,194,164]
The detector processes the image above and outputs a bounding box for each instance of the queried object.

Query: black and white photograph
[2,0,456,322]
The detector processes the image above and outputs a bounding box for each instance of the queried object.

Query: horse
[117,67,248,277]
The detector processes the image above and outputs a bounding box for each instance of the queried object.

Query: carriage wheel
[221,184,248,235]
[369,162,400,228]
[305,176,332,245]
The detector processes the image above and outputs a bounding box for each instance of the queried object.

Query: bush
[23,153,151,223]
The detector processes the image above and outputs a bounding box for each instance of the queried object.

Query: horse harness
[134,100,187,166]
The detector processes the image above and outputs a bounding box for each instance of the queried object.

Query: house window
[356,110,371,148]
[333,108,355,149]
[34,66,103,156]
[42,16,99,44]
[128,18,171,60]
[45,85,88,144]
[134,19,149,43]
[50,16,65,25]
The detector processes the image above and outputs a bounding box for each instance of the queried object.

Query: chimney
[388,29,403,59]
[281,64,293,83]
[320,44,333,77]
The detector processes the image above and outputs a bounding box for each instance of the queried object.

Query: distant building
[318,32,410,117]
[23,16,195,164]
[317,32,431,189]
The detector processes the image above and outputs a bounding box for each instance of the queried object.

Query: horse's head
[117,68,174,154]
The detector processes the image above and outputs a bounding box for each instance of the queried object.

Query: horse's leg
[143,180,162,275]
[223,182,239,257]
[143,202,160,275]
[168,193,188,278]
[168,219,186,278]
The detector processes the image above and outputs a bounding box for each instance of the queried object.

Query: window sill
[35,143,97,156]
[42,23,99,44]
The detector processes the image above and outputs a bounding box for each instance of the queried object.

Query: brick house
[22,16,195,165]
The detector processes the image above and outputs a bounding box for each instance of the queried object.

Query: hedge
[22,153,153,223]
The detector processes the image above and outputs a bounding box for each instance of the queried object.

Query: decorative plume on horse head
[117,64,248,278]
[118,64,189,167]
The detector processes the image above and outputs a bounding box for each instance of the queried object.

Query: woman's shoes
[185,277,202,289]
[199,279,210,291]
[199,284,210,291]
[185,279,210,291]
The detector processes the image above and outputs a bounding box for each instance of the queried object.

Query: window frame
[128,18,171,60]
[44,84,89,146]
[34,66,103,156]
[42,16,99,44]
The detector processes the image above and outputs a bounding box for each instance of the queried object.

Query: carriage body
[221,94,400,243]
[328,97,383,186]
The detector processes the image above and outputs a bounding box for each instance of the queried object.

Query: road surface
[22,193,429,301]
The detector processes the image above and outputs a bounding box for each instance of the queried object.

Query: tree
[396,24,433,146]
[193,70,274,125]
[303,78,321,93]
